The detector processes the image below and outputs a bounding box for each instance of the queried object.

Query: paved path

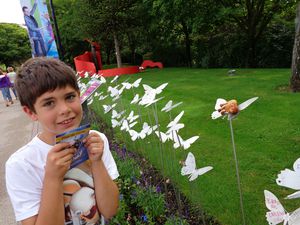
[0,97,39,224]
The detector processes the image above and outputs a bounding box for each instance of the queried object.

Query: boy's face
[24,85,83,143]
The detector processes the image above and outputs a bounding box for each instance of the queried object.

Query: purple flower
[141,214,148,222]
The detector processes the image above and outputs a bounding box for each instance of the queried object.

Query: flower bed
[90,111,220,225]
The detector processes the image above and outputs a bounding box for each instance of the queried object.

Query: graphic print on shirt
[63,167,100,225]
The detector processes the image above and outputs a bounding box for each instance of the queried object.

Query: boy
[5,57,119,225]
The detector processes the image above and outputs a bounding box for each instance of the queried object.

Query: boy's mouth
[58,118,74,125]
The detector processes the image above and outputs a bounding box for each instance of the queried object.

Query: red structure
[74,40,140,77]
[140,60,163,69]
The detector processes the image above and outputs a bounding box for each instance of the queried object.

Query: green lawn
[90,68,300,225]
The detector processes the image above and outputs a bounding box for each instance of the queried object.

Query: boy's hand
[45,142,75,181]
[83,132,104,162]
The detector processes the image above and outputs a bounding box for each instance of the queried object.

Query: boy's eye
[43,101,54,107]
[66,94,76,101]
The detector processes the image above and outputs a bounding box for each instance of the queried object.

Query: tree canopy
[52,0,297,68]
[0,23,31,67]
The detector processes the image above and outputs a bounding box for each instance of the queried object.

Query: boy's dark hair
[16,57,79,112]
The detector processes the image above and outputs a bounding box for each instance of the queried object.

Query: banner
[20,0,59,58]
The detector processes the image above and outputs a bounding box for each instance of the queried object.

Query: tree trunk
[290,3,300,92]
[113,32,122,68]
[181,21,192,67]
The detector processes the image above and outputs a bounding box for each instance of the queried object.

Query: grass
[89,68,300,225]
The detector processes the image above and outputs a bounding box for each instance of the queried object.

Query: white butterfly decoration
[87,97,94,105]
[155,131,171,143]
[142,122,158,136]
[107,86,120,98]
[172,133,199,150]
[98,75,106,84]
[144,96,165,107]
[122,78,142,89]
[128,129,147,141]
[110,75,119,83]
[161,100,183,112]
[143,83,168,95]
[181,152,213,181]
[94,91,102,97]
[127,111,139,123]
[120,120,138,132]
[211,97,258,120]
[111,118,125,128]
[276,158,300,199]
[139,83,168,106]
[84,71,90,78]
[264,190,300,225]
[112,109,126,119]
[131,94,141,104]
[112,94,121,102]
[98,94,108,101]
[91,73,100,79]
[103,103,116,114]
[129,122,158,141]
[166,111,185,134]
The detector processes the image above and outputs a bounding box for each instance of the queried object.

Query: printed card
[56,124,91,169]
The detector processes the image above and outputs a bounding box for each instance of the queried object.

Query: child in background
[5,57,119,225]
[0,68,13,107]
[6,66,18,100]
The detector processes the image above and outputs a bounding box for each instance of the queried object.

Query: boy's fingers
[84,136,103,146]
[52,142,72,152]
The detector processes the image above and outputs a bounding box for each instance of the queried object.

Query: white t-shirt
[5,130,119,224]
[7,72,16,84]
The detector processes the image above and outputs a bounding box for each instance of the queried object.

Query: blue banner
[20,0,59,58]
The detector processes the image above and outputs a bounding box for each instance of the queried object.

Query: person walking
[0,69,13,107]
[6,67,18,100]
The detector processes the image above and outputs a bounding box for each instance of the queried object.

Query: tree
[72,0,142,68]
[290,3,300,92]
[218,0,297,67]
[0,23,31,66]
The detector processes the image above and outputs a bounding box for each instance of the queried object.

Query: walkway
[0,97,39,224]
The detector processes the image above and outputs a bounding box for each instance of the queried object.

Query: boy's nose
[59,103,71,114]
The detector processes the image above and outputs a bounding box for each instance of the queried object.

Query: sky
[0,0,25,24]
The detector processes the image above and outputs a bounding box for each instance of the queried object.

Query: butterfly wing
[276,168,300,190]
[182,136,199,150]
[129,129,139,141]
[133,78,142,88]
[293,158,300,173]
[214,98,227,110]
[286,191,300,199]
[161,100,172,112]
[165,101,183,113]
[167,111,184,128]
[264,190,286,225]
[181,152,196,176]
[211,110,223,120]
[289,207,300,225]
[155,83,168,94]
[189,166,213,181]
[238,97,258,111]
[131,94,140,104]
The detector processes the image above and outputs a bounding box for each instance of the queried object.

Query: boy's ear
[23,106,38,121]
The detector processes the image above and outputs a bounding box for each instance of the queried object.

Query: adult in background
[0,69,13,107]
[7,67,18,100]
[22,0,47,57]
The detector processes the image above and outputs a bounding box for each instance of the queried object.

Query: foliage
[0,23,31,66]
[51,0,297,68]
[108,151,167,224]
